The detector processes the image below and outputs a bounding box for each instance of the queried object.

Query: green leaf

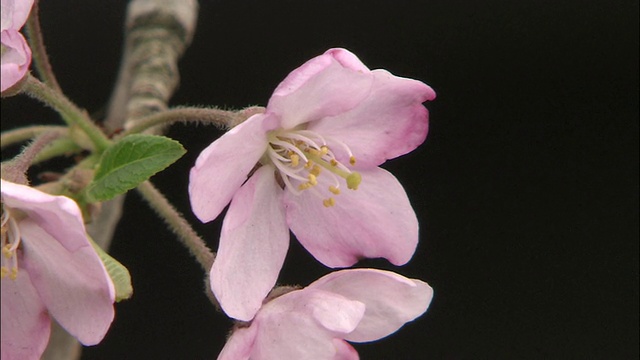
[85,134,186,202]
[88,236,133,302]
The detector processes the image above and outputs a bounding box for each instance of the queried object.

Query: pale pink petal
[267,54,373,129]
[217,325,258,360]
[210,165,289,321]
[1,179,92,253]
[308,69,435,168]
[284,167,418,267]
[20,219,115,345]
[0,0,34,30]
[1,268,50,360]
[332,339,360,360]
[250,290,363,360]
[324,48,369,72]
[189,114,274,223]
[1,30,31,92]
[309,269,434,343]
[302,289,365,334]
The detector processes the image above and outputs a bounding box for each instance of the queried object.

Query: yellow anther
[330,159,338,166]
[346,172,362,190]
[323,198,336,207]
[307,174,318,186]
[308,148,321,156]
[2,246,12,258]
[329,186,341,195]
[9,268,17,280]
[0,267,8,278]
[290,154,300,167]
[304,161,313,169]
[298,183,312,191]
[310,165,322,176]
[349,156,357,166]
[320,146,329,156]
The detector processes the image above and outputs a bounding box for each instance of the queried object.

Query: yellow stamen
[298,183,312,191]
[320,146,329,156]
[9,268,17,280]
[330,159,338,166]
[0,267,8,278]
[2,246,12,258]
[329,186,341,195]
[307,174,318,186]
[349,156,357,166]
[307,148,320,156]
[323,198,336,207]
[290,154,300,167]
[304,161,313,169]
[310,165,322,176]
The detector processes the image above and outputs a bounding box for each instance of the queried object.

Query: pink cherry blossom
[189,48,435,321]
[217,268,433,360]
[1,179,115,360]
[1,0,34,92]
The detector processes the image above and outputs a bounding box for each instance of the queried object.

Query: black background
[1,0,638,359]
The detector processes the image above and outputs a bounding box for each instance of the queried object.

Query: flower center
[1,204,21,280]
[266,129,361,207]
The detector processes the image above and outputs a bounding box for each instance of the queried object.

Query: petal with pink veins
[217,325,258,360]
[19,219,115,346]
[1,179,95,253]
[251,290,362,360]
[210,165,289,321]
[0,0,34,31]
[268,54,373,130]
[189,114,274,223]
[309,269,434,343]
[1,269,50,360]
[284,167,419,267]
[309,69,435,168]
[1,30,31,92]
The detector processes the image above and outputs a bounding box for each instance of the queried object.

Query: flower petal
[189,114,274,223]
[210,165,289,321]
[20,219,115,345]
[1,179,93,253]
[1,268,50,360]
[332,339,360,360]
[309,269,434,343]
[251,290,363,360]
[0,0,34,31]
[308,69,435,168]
[217,325,258,360]
[284,167,419,267]
[267,52,373,130]
[324,48,370,73]
[1,30,31,92]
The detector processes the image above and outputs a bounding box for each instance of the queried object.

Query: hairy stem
[119,107,238,137]
[24,0,63,93]
[21,75,111,151]
[0,125,67,149]
[136,181,216,272]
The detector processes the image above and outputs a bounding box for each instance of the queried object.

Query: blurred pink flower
[1,179,115,360]
[189,48,435,321]
[1,0,34,92]
[217,269,433,360]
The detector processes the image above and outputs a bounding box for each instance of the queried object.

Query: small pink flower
[1,179,115,360]
[1,0,34,92]
[217,269,433,360]
[189,48,435,321]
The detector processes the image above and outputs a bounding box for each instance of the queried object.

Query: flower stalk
[21,75,111,152]
[24,0,63,93]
